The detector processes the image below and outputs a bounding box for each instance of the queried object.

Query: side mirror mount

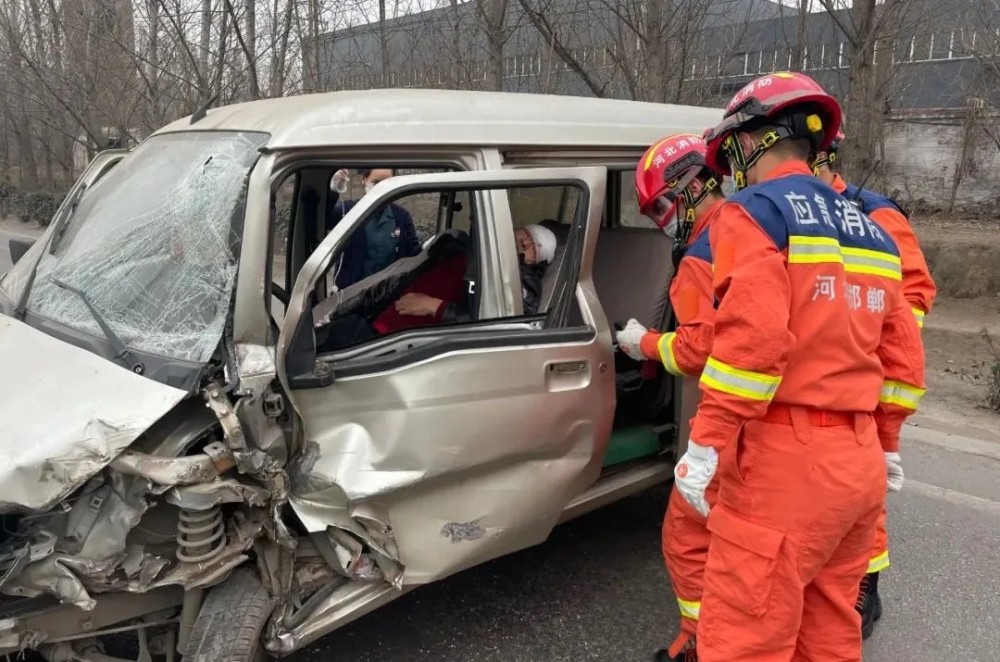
[284,303,334,389]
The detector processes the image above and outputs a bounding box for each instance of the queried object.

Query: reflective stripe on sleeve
[657,332,688,377]
[879,380,926,411]
[787,235,843,264]
[911,307,925,328]
[787,236,902,281]
[677,597,701,620]
[700,357,781,402]
[841,246,902,281]
[868,550,890,574]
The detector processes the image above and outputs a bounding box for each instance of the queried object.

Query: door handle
[550,360,587,374]
[546,360,591,392]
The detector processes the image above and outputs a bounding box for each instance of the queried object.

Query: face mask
[660,215,679,239]
[364,182,374,194]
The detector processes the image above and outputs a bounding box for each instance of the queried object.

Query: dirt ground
[906,217,1000,437]
[915,296,1000,440]
[912,216,1000,299]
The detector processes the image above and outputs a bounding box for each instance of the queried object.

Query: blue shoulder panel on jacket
[726,186,790,250]
[685,231,713,264]
[732,175,900,257]
[844,183,906,217]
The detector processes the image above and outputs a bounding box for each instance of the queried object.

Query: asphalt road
[4,230,997,661]
[287,428,1000,662]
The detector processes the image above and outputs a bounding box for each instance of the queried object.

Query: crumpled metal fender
[0,314,186,514]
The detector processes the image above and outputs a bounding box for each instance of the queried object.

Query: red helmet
[635,133,720,236]
[704,71,843,187]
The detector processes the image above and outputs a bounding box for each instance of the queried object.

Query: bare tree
[812,0,943,185]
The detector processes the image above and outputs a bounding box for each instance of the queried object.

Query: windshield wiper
[14,183,88,320]
[50,277,143,374]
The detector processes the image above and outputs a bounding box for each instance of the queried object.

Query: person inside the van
[393,223,557,321]
[328,168,422,289]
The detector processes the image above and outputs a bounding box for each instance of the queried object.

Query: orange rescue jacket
[832,174,937,326]
[639,200,722,376]
[690,161,926,454]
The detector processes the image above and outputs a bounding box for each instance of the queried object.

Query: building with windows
[313,0,1000,209]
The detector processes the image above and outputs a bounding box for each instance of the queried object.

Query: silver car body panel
[153,88,723,153]
[0,314,185,513]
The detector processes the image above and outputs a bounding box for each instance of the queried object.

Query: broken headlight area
[0,373,407,658]
[0,394,282,613]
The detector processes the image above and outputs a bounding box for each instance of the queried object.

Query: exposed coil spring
[176,505,226,563]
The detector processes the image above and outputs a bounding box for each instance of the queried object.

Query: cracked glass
[24,130,268,364]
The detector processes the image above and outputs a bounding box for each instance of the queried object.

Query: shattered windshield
[24,130,268,365]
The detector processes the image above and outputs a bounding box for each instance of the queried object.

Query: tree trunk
[477,0,506,92]
[199,0,212,98]
[379,0,389,86]
[791,0,808,69]
[641,0,667,102]
[246,0,258,98]
[843,0,878,183]
[270,0,294,95]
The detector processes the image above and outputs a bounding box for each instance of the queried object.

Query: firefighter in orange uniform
[811,127,936,638]
[615,133,725,662]
[671,71,925,661]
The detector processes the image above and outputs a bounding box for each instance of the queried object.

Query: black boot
[653,641,698,661]
[857,571,884,639]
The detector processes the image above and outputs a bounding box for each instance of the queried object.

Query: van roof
[154,88,723,151]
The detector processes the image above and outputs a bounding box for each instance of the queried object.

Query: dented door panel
[289,337,612,584]
[279,167,612,587]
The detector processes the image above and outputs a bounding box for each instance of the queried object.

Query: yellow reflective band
[677,597,701,620]
[911,307,926,328]
[657,332,688,377]
[842,246,902,281]
[701,357,781,402]
[787,235,844,265]
[880,380,926,411]
[868,551,890,574]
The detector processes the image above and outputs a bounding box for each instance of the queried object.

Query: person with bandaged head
[395,223,557,320]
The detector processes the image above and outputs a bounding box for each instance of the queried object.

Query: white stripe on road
[906,479,1000,516]
[902,425,1000,463]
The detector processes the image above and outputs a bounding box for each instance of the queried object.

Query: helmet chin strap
[724,112,825,189]
[811,150,838,176]
[674,175,719,246]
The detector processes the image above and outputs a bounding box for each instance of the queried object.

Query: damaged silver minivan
[0,89,721,660]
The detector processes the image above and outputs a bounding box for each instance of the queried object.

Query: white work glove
[674,440,719,517]
[615,318,648,361]
[885,452,904,492]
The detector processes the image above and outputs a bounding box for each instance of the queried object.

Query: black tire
[185,568,273,662]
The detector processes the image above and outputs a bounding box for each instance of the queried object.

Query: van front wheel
[185,568,273,662]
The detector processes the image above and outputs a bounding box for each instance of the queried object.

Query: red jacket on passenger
[690,161,926,454]
[639,199,722,376]
[371,253,468,335]
[832,173,937,327]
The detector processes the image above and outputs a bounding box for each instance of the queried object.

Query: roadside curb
[902,423,1000,462]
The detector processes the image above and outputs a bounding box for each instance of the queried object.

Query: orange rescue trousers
[661,429,890,658]
[693,408,886,662]
[662,478,719,657]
